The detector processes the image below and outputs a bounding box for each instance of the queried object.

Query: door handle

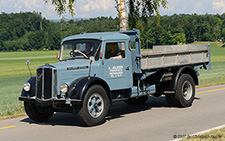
[126,66,130,70]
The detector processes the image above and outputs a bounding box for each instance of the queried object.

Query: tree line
[0,12,225,51]
[140,13,225,48]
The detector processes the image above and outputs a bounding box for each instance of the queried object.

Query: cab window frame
[104,41,126,60]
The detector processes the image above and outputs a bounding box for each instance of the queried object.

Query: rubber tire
[124,96,148,105]
[77,85,109,126]
[175,74,195,107]
[24,102,54,122]
[166,74,195,107]
[165,94,178,107]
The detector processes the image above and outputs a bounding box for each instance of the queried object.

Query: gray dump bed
[140,44,210,70]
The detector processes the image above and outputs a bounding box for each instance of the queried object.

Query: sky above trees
[0,0,225,19]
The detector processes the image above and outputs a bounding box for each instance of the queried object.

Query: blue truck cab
[19,29,210,126]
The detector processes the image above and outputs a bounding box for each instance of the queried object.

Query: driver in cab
[74,43,94,59]
[105,43,122,59]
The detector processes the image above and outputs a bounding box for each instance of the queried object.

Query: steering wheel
[70,50,87,58]
[70,51,75,57]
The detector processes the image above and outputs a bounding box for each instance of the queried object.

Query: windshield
[60,39,101,61]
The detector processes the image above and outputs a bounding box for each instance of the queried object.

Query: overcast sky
[0,0,225,19]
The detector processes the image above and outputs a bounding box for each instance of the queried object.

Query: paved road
[1,85,225,141]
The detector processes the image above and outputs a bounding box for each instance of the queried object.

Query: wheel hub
[182,81,193,100]
[94,103,98,108]
[87,93,104,118]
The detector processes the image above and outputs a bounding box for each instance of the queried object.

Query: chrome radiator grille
[36,65,57,100]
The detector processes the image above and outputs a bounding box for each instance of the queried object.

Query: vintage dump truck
[19,29,210,126]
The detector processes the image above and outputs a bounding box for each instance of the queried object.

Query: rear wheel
[124,96,148,105]
[24,102,54,122]
[165,94,178,107]
[175,74,195,107]
[166,74,195,107]
[77,85,109,126]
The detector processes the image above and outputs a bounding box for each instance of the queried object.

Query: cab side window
[105,42,126,59]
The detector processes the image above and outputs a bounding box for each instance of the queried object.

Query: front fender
[67,77,110,101]
[21,76,36,97]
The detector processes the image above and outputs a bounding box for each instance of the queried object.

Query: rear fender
[173,66,198,90]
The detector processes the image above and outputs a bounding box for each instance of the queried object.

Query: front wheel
[24,102,54,122]
[77,85,109,126]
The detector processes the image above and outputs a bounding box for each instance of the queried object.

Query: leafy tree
[44,0,75,16]
[45,0,167,30]
[172,33,186,44]
[1,12,225,51]
[28,31,49,50]
[128,0,167,29]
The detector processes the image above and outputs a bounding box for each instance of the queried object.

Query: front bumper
[19,96,82,106]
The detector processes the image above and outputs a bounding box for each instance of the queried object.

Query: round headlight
[24,82,31,92]
[60,83,68,94]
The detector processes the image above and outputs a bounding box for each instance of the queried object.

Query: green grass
[0,42,225,119]
[0,76,28,117]
[199,62,225,86]
[0,51,58,118]
[0,58,58,78]
[203,43,225,85]
[210,43,225,57]
[0,50,58,78]
[0,50,58,58]
[191,42,225,86]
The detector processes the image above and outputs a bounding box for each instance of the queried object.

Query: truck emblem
[67,66,88,70]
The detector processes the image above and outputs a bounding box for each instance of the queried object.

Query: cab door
[102,41,133,90]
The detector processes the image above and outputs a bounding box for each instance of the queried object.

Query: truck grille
[36,65,57,100]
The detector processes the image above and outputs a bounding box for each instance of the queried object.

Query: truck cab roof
[61,32,130,44]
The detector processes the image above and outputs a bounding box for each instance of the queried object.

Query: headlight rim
[24,82,31,92]
[60,83,69,94]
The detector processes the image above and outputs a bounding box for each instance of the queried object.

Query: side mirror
[89,56,95,64]
[26,58,33,78]
[26,58,30,66]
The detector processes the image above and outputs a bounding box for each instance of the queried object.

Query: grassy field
[0,51,59,118]
[0,50,58,58]
[0,43,225,119]
[196,42,225,86]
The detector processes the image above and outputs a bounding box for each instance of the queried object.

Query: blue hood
[51,59,90,94]
[52,59,90,69]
